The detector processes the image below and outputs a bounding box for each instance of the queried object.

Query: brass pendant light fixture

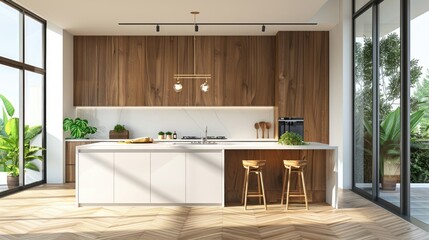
[173,11,211,93]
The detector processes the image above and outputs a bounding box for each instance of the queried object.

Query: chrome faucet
[202,126,208,144]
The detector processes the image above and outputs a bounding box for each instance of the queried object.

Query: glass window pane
[0,2,21,61]
[0,64,21,192]
[411,0,429,226]
[355,0,371,12]
[25,15,43,68]
[378,0,401,208]
[354,8,373,195]
[24,71,44,185]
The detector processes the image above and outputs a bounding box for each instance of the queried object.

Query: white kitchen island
[76,141,338,208]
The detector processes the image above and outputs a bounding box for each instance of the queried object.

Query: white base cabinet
[186,152,223,204]
[150,152,186,203]
[78,152,114,203]
[77,150,223,205]
[114,152,151,203]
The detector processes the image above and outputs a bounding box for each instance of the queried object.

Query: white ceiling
[14,0,338,35]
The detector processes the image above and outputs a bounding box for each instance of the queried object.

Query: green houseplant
[165,131,173,140]
[158,131,165,140]
[278,131,306,145]
[63,117,97,139]
[0,95,44,188]
[109,124,129,139]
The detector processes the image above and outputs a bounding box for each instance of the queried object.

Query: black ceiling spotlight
[262,24,266,32]
[195,24,199,32]
[156,24,160,32]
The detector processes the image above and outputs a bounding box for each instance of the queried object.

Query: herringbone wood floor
[0,184,428,239]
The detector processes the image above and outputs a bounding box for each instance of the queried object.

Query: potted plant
[278,131,306,145]
[109,124,129,139]
[158,131,165,140]
[165,131,173,140]
[63,117,97,139]
[363,108,424,190]
[0,95,44,188]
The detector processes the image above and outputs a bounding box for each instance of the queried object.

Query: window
[0,0,46,195]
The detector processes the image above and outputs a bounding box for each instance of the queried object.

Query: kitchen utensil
[254,123,260,138]
[266,122,272,138]
[259,121,266,138]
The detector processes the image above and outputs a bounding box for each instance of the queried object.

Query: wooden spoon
[266,122,272,138]
[254,123,260,139]
[259,121,266,138]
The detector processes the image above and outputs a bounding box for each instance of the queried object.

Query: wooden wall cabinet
[74,36,275,106]
[275,31,329,143]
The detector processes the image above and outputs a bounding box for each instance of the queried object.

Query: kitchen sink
[172,141,218,145]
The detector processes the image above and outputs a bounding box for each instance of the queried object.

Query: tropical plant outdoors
[0,94,44,177]
[63,117,97,139]
[363,108,424,176]
[355,32,429,183]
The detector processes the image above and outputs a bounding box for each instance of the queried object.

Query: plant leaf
[0,94,15,117]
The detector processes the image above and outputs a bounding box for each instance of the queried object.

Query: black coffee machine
[278,117,304,138]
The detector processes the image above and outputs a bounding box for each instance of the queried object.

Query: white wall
[329,0,353,189]
[76,107,274,140]
[46,22,64,183]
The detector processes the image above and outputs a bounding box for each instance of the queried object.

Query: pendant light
[173,11,211,93]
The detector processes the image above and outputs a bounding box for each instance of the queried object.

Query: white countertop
[77,141,337,151]
[66,138,278,142]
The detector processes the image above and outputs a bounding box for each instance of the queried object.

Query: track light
[195,24,199,32]
[156,24,160,32]
[262,25,266,32]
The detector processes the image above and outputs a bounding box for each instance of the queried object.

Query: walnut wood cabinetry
[65,141,99,183]
[275,31,329,143]
[74,36,275,106]
[224,149,326,205]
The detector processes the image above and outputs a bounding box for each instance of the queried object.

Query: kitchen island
[76,141,338,208]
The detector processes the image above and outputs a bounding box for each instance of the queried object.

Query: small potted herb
[278,131,306,145]
[158,131,165,140]
[165,131,173,140]
[109,124,129,139]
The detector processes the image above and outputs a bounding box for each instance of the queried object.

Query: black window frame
[0,0,47,197]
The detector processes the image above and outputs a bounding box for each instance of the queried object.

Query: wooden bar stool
[241,160,267,210]
[281,159,309,210]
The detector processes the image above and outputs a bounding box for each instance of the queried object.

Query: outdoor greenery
[0,95,43,177]
[355,33,429,183]
[63,117,97,139]
[278,131,305,145]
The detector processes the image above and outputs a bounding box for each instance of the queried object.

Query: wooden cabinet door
[185,151,223,204]
[114,152,151,203]
[150,152,186,203]
[77,152,114,203]
[65,141,98,183]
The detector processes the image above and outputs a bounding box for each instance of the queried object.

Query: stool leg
[259,171,267,210]
[257,172,262,205]
[244,167,250,210]
[300,169,309,210]
[286,167,292,210]
[281,167,287,206]
[241,168,248,205]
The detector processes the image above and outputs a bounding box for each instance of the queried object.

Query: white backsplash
[75,107,274,139]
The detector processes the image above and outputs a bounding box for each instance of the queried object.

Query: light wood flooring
[0,184,428,239]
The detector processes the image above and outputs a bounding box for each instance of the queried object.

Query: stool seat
[243,160,266,168]
[242,160,267,210]
[283,160,307,167]
[281,159,309,210]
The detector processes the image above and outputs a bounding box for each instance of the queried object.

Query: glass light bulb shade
[174,81,183,92]
[200,81,209,92]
